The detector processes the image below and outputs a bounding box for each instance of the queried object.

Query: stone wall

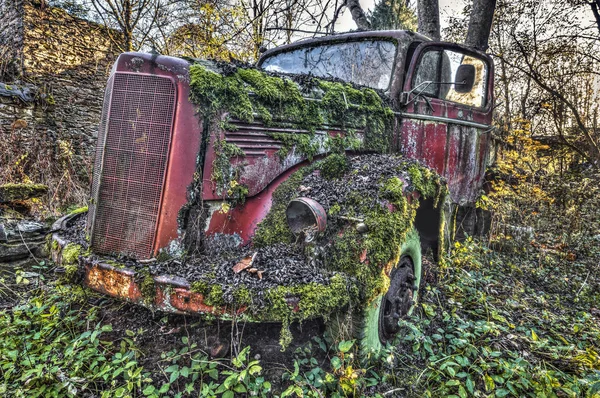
[0,0,24,80]
[0,0,118,210]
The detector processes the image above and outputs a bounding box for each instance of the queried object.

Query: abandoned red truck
[51,30,494,358]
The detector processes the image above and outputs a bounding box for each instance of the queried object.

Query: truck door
[398,42,494,205]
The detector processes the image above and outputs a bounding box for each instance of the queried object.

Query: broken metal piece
[339,216,364,223]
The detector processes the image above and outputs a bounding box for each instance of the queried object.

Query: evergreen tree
[369,0,417,31]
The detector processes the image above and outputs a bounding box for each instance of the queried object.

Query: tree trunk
[124,0,133,51]
[590,0,600,35]
[346,0,371,31]
[465,0,497,51]
[417,0,440,40]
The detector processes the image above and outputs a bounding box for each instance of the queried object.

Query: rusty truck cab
[258,30,494,246]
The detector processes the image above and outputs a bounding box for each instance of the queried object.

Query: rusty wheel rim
[378,256,415,344]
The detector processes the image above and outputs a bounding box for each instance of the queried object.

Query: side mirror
[454,64,475,93]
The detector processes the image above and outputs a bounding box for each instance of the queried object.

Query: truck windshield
[260,39,397,90]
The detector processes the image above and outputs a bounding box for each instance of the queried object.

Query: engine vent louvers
[89,73,176,259]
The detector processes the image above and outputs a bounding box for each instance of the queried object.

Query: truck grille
[90,73,176,259]
[87,75,113,236]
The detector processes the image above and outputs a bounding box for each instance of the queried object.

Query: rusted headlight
[285,197,327,242]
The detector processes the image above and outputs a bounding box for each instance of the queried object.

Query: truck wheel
[358,228,422,361]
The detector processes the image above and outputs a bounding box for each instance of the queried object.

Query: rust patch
[85,263,142,301]
[168,288,217,313]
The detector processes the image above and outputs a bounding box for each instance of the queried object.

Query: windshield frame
[257,37,400,91]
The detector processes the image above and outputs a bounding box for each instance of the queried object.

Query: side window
[412,48,488,108]
[413,51,440,96]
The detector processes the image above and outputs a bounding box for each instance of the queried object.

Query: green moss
[139,273,156,304]
[190,280,209,295]
[325,133,362,154]
[407,163,438,199]
[156,250,171,262]
[322,172,426,301]
[227,181,249,205]
[328,203,341,216]
[318,81,394,152]
[188,63,394,155]
[68,206,88,216]
[64,264,78,281]
[268,132,320,161]
[210,139,246,197]
[189,65,253,121]
[61,243,82,265]
[256,273,357,350]
[205,285,225,307]
[319,153,349,180]
[236,68,322,130]
[0,183,48,202]
[279,320,293,351]
[233,286,252,306]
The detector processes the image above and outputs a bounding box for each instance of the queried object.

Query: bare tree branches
[88,0,165,51]
[487,0,600,166]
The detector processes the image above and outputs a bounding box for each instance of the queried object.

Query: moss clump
[51,238,59,252]
[188,63,395,154]
[211,139,246,197]
[0,183,48,203]
[279,320,293,351]
[328,203,341,216]
[64,264,79,281]
[325,133,362,154]
[226,180,249,205]
[268,132,320,161]
[259,274,354,322]
[407,163,438,199]
[258,274,357,350]
[204,285,225,307]
[67,206,88,215]
[319,153,349,180]
[233,286,252,306]
[319,81,394,152]
[139,272,156,304]
[189,66,254,121]
[61,243,82,265]
[190,280,209,295]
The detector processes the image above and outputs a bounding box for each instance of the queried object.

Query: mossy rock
[61,243,82,265]
[0,183,48,203]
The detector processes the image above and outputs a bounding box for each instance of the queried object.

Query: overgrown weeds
[0,128,91,218]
